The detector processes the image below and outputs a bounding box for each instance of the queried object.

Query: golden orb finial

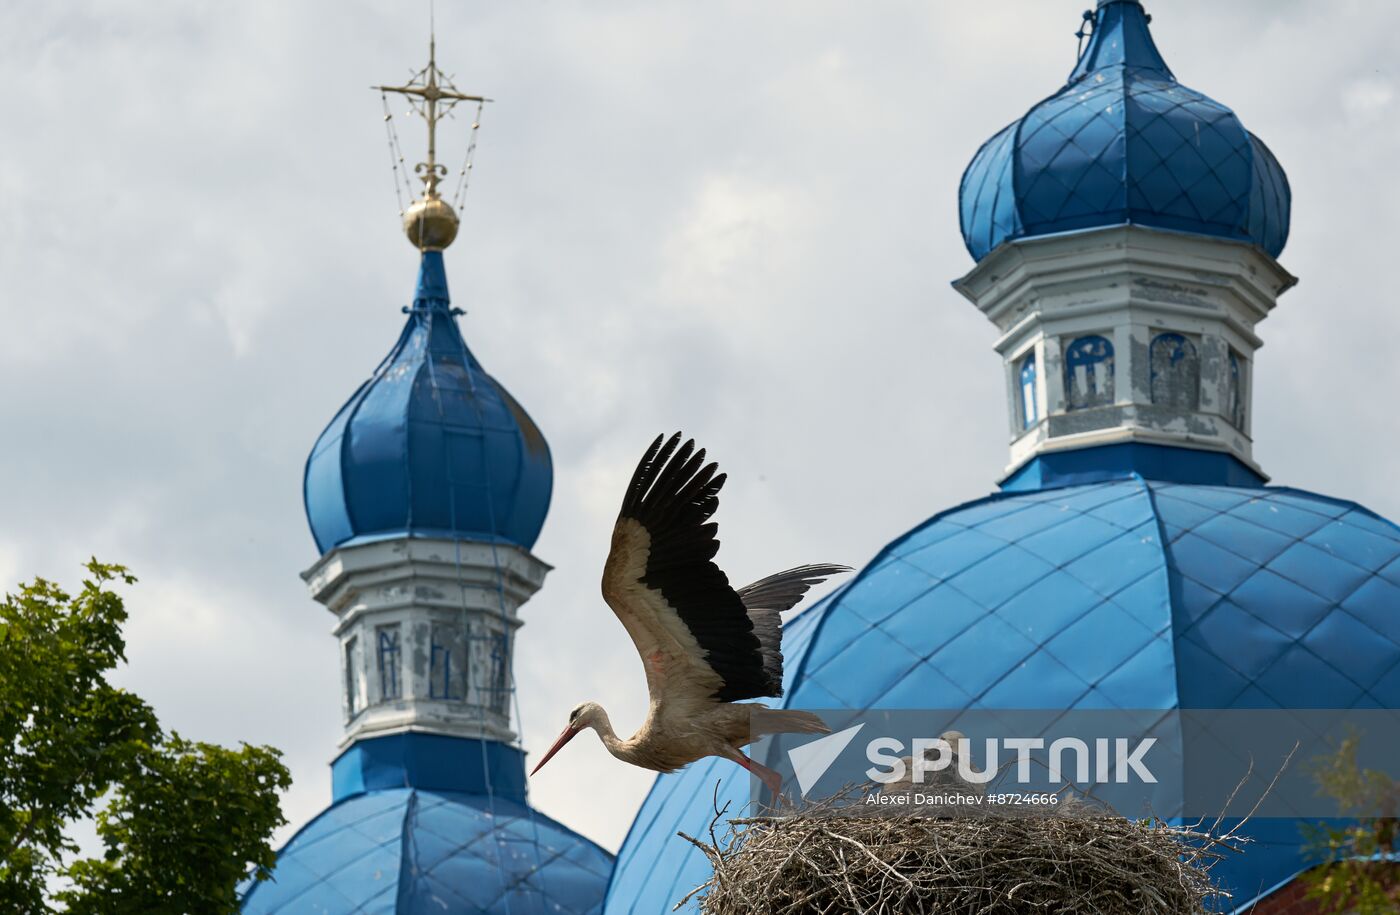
[403,194,460,251]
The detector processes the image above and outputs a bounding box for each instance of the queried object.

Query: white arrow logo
[787,724,865,797]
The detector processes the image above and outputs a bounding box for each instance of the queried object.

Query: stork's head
[530,701,604,777]
[940,730,967,749]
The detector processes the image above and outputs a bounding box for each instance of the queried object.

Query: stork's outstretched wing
[601,433,771,706]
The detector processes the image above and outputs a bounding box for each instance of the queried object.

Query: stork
[530,433,849,796]
[882,731,986,797]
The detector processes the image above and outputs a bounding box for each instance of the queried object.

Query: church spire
[1069,0,1173,82]
[304,36,553,751]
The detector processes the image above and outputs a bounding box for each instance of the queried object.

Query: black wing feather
[738,564,852,693]
[619,433,771,702]
[737,564,853,613]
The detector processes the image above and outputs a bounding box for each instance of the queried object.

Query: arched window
[376,624,402,702]
[489,633,511,716]
[1229,351,1247,429]
[1150,333,1200,410]
[429,622,467,701]
[1064,335,1115,410]
[1019,353,1038,429]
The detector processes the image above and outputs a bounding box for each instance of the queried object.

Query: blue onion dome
[959,0,1291,262]
[304,251,553,554]
[241,734,613,914]
[603,453,1400,912]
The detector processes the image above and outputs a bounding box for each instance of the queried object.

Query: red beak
[530,724,580,776]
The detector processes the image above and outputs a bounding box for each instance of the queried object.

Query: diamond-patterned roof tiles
[958,0,1290,261]
[241,788,613,915]
[602,478,1400,915]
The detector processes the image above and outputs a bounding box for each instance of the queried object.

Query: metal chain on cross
[450,100,486,212]
[380,92,416,215]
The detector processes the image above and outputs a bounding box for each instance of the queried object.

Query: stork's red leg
[725,748,784,797]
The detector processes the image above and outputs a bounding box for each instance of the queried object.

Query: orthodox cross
[375,35,489,199]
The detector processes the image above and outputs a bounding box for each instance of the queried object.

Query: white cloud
[1342,77,1395,121]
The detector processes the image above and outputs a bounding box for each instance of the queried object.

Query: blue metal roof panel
[1154,483,1400,714]
[302,382,368,552]
[959,123,1022,263]
[242,790,406,915]
[331,733,529,804]
[1247,134,1292,260]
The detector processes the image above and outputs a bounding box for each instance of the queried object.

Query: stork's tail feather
[739,563,853,694]
[750,708,831,738]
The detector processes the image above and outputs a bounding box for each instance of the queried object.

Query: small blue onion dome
[603,447,1400,912]
[959,0,1291,262]
[304,252,552,554]
[241,734,613,914]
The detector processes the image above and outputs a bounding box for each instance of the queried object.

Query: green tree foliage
[0,561,291,914]
[1302,732,1400,914]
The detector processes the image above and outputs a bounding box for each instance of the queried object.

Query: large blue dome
[602,448,1400,914]
[242,734,612,914]
[959,0,1291,262]
[304,252,552,554]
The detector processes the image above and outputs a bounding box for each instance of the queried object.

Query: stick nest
[679,794,1238,915]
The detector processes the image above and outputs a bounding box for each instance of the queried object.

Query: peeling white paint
[303,536,550,748]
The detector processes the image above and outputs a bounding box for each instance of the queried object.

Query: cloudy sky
[3,0,1397,855]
